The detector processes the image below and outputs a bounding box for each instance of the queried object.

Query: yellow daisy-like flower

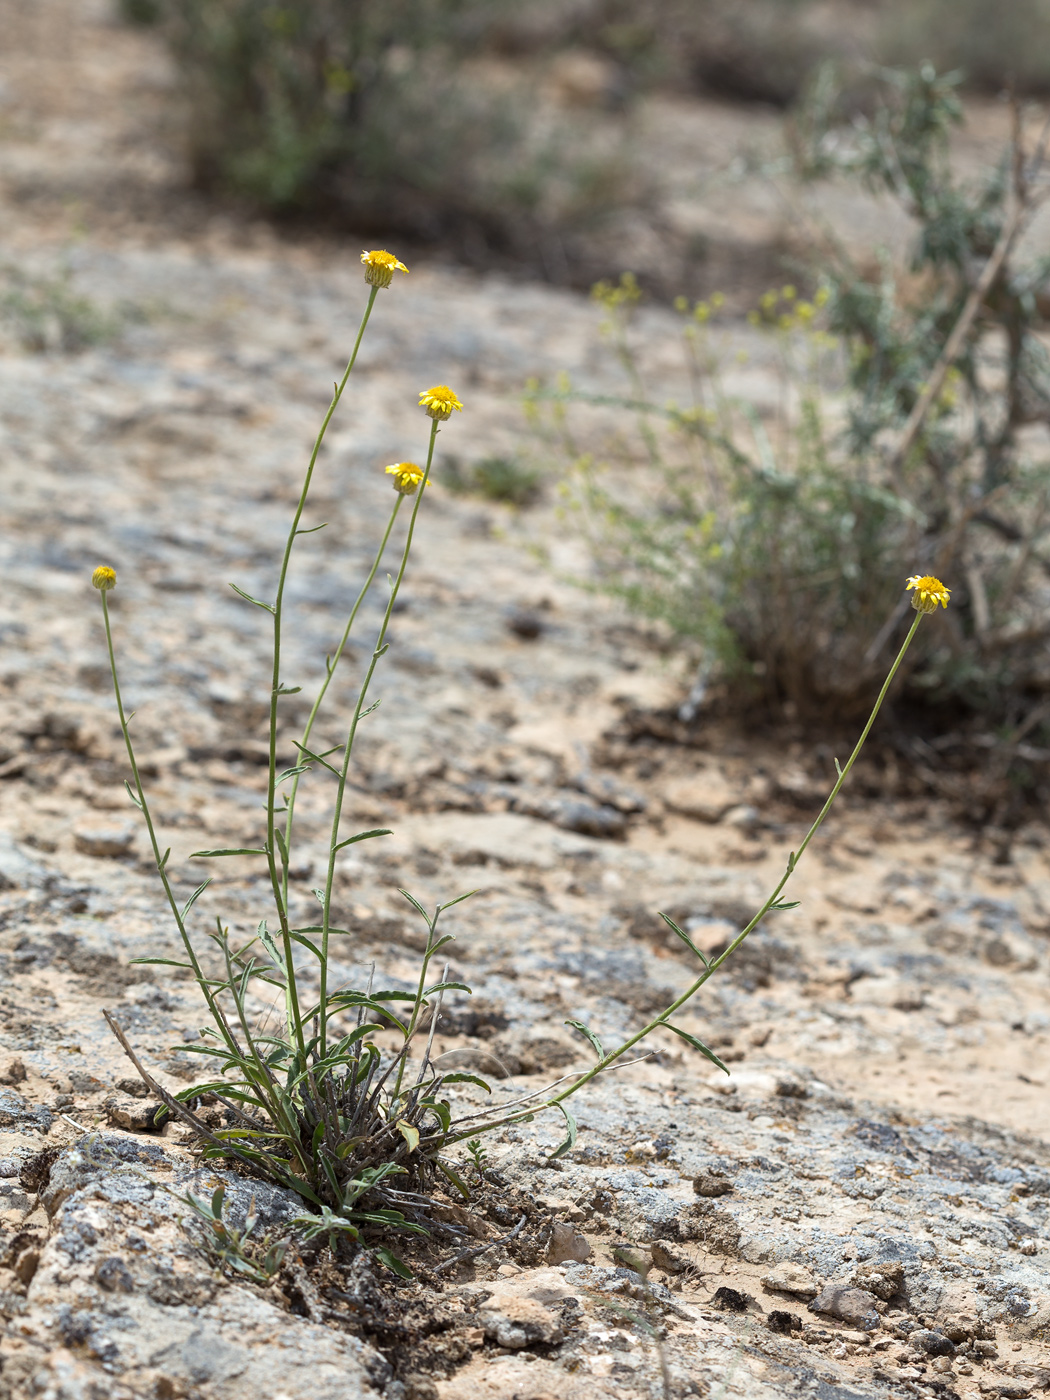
[906,574,950,613]
[385,462,426,496]
[361,249,409,289]
[419,385,463,421]
[92,565,116,591]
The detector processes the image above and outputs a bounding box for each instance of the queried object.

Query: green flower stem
[280,493,404,907]
[99,592,235,1054]
[317,419,441,1059]
[264,285,379,1058]
[543,609,926,1110]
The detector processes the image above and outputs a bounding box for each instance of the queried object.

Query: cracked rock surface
[0,5,1048,1399]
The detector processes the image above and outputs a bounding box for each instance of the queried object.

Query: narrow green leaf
[158,848,171,870]
[358,698,381,719]
[437,889,479,914]
[332,828,392,852]
[398,890,433,925]
[769,898,800,911]
[665,1023,730,1075]
[290,742,341,777]
[130,956,193,969]
[274,827,289,865]
[659,912,710,968]
[565,1019,605,1061]
[124,779,143,809]
[441,1072,491,1093]
[549,1102,578,1160]
[277,683,301,695]
[257,921,285,971]
[371,990,417,1002]
[373,1247,413,1279]
[435,1157,471,1201]
[190,847,267,859]
[229,582,275,613]
[180,878,212,920]
[833,757,843,777]
[423,981,472,997]
[276,765,312,783]
[419,1097,453,1132]
[288,929,324,960]
[295,522,328,535]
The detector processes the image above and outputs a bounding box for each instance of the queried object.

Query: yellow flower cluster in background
[748,284,832,337]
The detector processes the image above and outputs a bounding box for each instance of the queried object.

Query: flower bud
[385,462,425,496]
[92,566,116,592]
[361,250,408,289]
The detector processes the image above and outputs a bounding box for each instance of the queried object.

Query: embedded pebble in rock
[761,1261,820,1299]
[650,1238,692,1274]
[809,1284,882,1330]
[693,1170,734,1197]
[547,1222,591,1264]
[72,824,136,858]
[479,1295,563,1349]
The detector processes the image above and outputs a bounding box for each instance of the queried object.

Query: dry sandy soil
[0,4,1047,1399]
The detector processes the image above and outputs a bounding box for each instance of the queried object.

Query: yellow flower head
[906,574,950,613]
[361,249,408,289]
[419,385,463,421]
[92,565,116,591]
[385,462,426,495]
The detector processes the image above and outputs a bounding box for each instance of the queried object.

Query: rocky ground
[0,3,1047,1399]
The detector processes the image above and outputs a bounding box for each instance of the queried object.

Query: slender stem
[100,593,236,1053]
[264,286,379,1058]
[280,493,404,906]
[317,420,440,1059]
[545,610,926,1109]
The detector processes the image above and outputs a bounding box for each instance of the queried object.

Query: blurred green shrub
[879,0,1050,96]
[0,266,120,353]
[540,67,1050,728]
[140,0,647,277]
[441,453,543,505]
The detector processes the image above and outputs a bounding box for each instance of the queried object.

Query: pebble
[73,824,135,858]
[809,1284,881,1330]
[761,1261,820,1298]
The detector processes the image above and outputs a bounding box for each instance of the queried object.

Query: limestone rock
[651,1239,692,1274]
[663,771,737,823]
[761,1260,820,1299]
[73,823,135,858]
[12,1140,386,1399]
[479,1294,563,1349]
[547,1221,591,1264]
[851,1259,904,1301]
[809,1284,881,1330]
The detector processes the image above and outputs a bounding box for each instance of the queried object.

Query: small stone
[479,1295,562,1350]
[13,1248,40,1286]
[712,1286,752,1312]
[768,1310,803,1334]
[809,1284,881,1330]
[1018,1238,1038,1255]
[547,1222,590,1265]
[0,1089,27,1126]
[912,1328,955,1357]
[851,1259,904,1301]
[104,1096,161,1133]
[762,1261,819,1299]
[650,1239,691,1274]
[73,824,135,858]
[0,1060,26,1087]
[664,772,736,823]
[96,1256,135,1293]
[693,1172,733,1197]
